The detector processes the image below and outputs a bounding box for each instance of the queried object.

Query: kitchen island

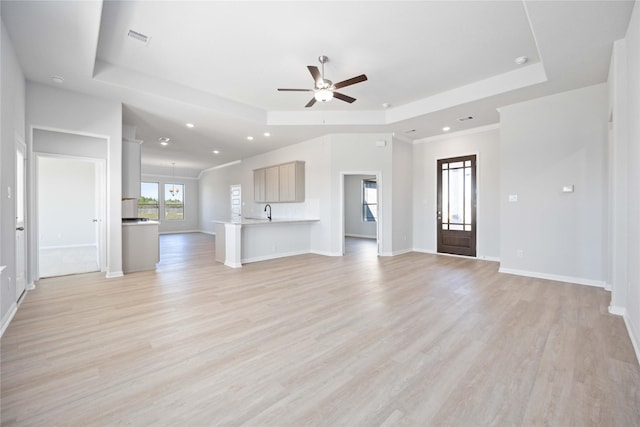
[122,220,159,273]
[213,218,319,268]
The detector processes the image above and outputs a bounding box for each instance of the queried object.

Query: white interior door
[15,140,27,298]
[37,156,101,278]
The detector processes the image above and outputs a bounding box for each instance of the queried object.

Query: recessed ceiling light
[158,137,171,146]
[514,56,528,65]
[442,126,451,132]
[213,150,220,154]
[185,123,195,128]
[247,136,254,141]
[51,75,64,84]
[382,103,390,109]
[263,132,271,137]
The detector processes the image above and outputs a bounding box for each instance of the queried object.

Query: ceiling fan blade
[333,91,356,104]
[308,66,321,84]
[334,74,368,90]
[278,88,313,92]
[305,97,317,108]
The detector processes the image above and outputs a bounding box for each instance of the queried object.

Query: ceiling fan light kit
[278,55,367,108]
[314,89,333,102]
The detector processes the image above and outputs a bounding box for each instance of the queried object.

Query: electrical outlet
[517,249,524,258]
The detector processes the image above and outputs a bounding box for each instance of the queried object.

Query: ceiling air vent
[457,115,474,122]
[127,29,151,45]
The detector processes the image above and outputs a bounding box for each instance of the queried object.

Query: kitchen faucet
[264,204,272,221]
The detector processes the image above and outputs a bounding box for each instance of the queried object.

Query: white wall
[412,126,500,260]
[199,133,396,256]
[499,84,609,285]
[199,162,243,235]
[613,0,640,362]
[392,138,413,254]
[330,134,394,255]
[142,173,199,234]
[0,14,26,330]
[344,174,376,239]
[26,83,123,277]
[38,157,96,247]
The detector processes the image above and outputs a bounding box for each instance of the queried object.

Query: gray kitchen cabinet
[253,161,305,203]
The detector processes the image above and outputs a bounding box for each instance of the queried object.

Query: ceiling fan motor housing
[316,78,334,90]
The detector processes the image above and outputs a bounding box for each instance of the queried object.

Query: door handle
[92,219,98,223]
[16,226,24,231]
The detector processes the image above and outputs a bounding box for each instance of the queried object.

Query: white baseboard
[242,250,310,264]
[199,230,216,236]
[344,234,376,239]
[380,248,413,257]
[622,313,640,366]
[498,267,606,288]
[609,305,626,316]
[310,250,342,257]
[224,261,242,268]
[0,302,18,338]
[159,229,201,235]
[105,271,124,278]
[411,248,499,262]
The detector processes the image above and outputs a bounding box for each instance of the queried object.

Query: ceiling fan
[278,55,368,108]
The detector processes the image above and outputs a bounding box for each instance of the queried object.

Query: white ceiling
[1,0,635,176]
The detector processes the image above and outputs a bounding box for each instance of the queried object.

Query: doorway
[36,155,105,277]
[15,137,27,299]
[342,173,380,256]
[437,155,477,257]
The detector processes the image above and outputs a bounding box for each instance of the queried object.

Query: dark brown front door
[437,155,476,257]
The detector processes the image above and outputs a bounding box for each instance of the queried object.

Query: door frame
[34,153,107,279]
[339,171,382,256]
[436,154,478,257]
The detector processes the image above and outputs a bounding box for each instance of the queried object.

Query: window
[165,183,184,220]
[138,182,159,220]
[362,178,377,222]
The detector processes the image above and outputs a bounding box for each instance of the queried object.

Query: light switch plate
[562,185,574,193]
[508,194,518,202]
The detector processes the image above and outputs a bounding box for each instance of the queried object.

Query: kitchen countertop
[122,220,160,226]
[213,218,319,226]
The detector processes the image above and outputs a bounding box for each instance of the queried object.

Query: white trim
[310,250,342,257]
[40,243,97,250]
[242,250,310,264]
[199,230,216,236]
[380,248,413,257]
[105,271,124,278]
[0,303,18,338]
[498,267,606,288]
[224,261,242,268]
[339,171,383,256]
[198,160,242,179]
[344,233,376,239]
[622,313,640,366]
[609,305,626,316]
[477,255,500,262]
[414,123,500,145]
[142,173,199,181]
[158,230,201,235]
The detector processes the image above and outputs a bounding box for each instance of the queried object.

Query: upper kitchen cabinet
[122,125,142,199]
[253,161,305,203]
[254,168,266,202]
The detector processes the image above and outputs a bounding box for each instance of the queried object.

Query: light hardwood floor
[2,234,639,426]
